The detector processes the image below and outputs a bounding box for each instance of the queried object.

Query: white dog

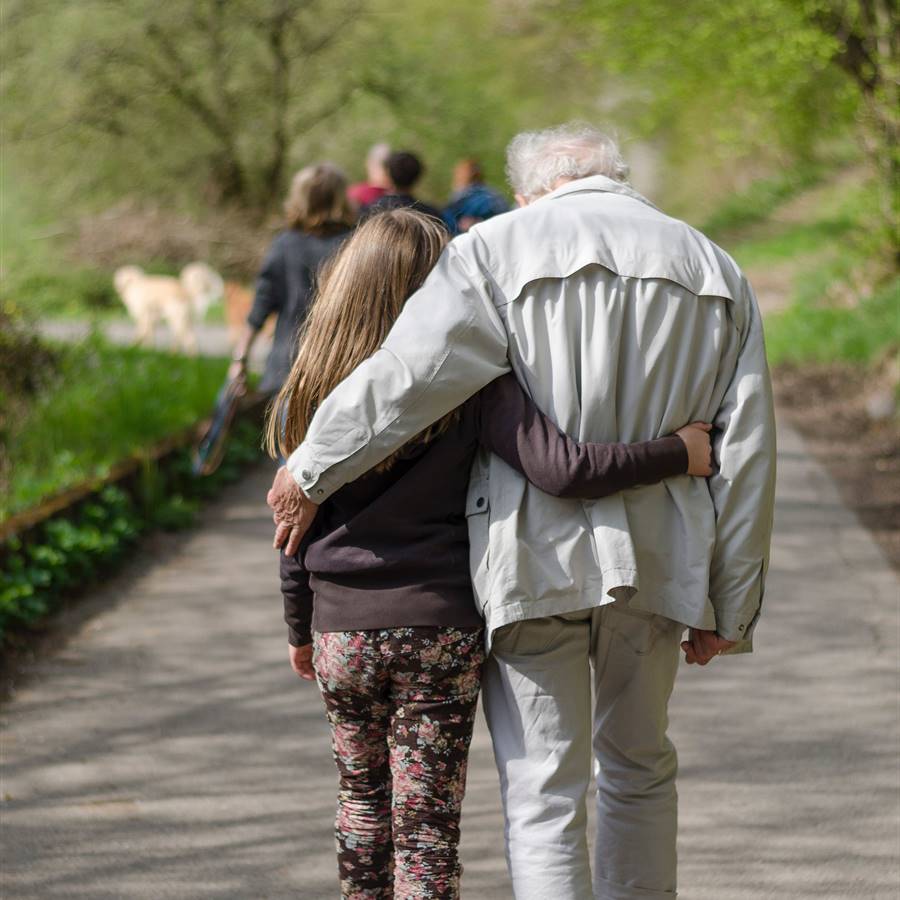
[113,262,224,354]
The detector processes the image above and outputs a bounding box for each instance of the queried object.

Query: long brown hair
[265,209,454,465]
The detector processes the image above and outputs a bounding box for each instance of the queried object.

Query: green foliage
[0,486,140,636]
[701,166,828,239]
[764,274,899,367]
[565,0,895,234]
[2,336,227,518]
[0,421,265,641]
[7,269,119,317]
[1,0,599,214]
[713,167,899,368]
[2,0,365,210]
[3,0,894,234]
[569,1,853,155]
[0,160,122,319]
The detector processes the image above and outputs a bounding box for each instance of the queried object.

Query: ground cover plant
[0,418,263,643]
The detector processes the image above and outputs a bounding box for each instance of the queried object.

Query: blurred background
[0,0,897,641]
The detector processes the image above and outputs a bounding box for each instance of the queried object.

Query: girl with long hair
[267,209,712,899]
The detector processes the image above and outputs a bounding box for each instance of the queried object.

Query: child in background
[267,209,712,900]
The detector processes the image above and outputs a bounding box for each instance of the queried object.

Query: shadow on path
[2,423,897,898]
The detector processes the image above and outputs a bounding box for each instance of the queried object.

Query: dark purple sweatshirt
[280,373,688,645]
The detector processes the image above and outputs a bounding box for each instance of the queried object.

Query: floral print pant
[313,626,485,900]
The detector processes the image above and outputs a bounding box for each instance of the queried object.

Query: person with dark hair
[442,158,510,235]
[366,151,445,224]
[229,163,355,394]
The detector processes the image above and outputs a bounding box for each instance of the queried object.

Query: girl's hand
[675,422,713,477]
[289,644,315,681]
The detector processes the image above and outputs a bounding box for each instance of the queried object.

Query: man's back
[466,176,774,643]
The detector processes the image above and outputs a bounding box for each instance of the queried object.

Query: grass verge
[2,336,229,519]
[719,171,898,369]
[764,275,899,367]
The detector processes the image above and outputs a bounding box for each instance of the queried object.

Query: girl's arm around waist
[280,513,321,645]
[477,373,689,499]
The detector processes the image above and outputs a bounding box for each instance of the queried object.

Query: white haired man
[268,123,776,899]
[347,142,392,210]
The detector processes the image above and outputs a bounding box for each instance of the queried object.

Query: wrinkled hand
[675,422,713,477]
[267,465,318,556]
[681,628,736,665]
[289,644,315,680]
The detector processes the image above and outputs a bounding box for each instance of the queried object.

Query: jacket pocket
[465,476,491,584]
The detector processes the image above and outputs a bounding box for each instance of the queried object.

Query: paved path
[2,420,898,899]
[38,318,272,372]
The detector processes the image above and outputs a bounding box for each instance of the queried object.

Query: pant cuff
[594,873,676,899]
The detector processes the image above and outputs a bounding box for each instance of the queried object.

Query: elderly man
[268,123,776,899]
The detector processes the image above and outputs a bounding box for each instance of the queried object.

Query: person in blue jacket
[442,158,509,235]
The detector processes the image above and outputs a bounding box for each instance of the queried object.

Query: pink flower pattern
[313,627,484,899]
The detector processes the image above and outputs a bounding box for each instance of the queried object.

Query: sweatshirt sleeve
[280,516,320,646]
[476,373,689,499]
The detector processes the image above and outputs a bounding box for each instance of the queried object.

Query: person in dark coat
[364,151,445,225]
[229,163,356,394]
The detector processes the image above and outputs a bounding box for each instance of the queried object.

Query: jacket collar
[540,174,660,211]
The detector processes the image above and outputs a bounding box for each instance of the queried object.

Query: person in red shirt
[347,142,392,210]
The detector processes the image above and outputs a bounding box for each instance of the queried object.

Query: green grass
[764,275,899,367]
[701,164,826,239]
[712,169,899,369]
[2,336,229,519]
[730,216,857,268]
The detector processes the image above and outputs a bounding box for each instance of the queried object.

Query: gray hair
[505,123,629,201]
[367,142,391,165]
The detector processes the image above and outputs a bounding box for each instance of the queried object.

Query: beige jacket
[287,175,776,650]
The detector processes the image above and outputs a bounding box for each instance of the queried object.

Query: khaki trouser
[481,600,683,900]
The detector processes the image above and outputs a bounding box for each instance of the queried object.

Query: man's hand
[289,644,315,680]
[675,422,713,477]
[267,465,318,556]
[681,627,736,665]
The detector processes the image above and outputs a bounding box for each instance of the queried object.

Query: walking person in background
[442,158,510,235]
[228,163,355,395]
[365,150,445,224]
[267,123,776,899]
[347,142,392,212]
[268,208,715,899]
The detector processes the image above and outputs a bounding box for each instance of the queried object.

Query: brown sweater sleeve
[476,373,689,499]
[279,515,321,646]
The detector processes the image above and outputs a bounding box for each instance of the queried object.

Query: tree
[2,0,365,212]
[565,0,897,227]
